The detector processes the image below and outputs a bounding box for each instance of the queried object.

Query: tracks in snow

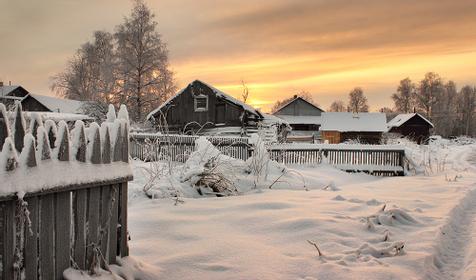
[425,149,476,280]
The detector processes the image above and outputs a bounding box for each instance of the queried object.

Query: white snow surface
[118,138,476,279]
[321,112,387,132]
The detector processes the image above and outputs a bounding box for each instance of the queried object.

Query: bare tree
[115,0,176,122]
[457,85,476,136]
[433,80,458,136]
[241,80,249,104]
[328,100,346,112]
[392,78,415,113]
[415,72,443,119]
[347,87,369,113]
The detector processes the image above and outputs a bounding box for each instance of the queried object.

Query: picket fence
[0,103,132,280]
[130,133,251,162]
[130,133,406,176]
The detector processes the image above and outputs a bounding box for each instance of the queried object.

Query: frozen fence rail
[130,133,251,162]
[268,143,406,176]
[0,103,132,280]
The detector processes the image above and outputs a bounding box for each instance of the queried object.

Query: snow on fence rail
[0,103,132,280]
[130,133,251,162]
[130,133,406,176]
[268,143,405,176]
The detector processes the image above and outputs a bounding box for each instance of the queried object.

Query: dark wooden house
[273,96,324,142]
[320,112,387,144]
[387,113,434,144]
[147,80,264,134]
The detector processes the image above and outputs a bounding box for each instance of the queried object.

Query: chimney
[293,94,298,99]
[9,81,11,86]
[0,81,3,87]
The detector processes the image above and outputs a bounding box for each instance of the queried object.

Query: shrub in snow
[180,137,239,196]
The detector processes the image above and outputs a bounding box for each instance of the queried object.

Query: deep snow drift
[79,138,476,279]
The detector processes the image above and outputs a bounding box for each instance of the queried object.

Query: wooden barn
[147,80,264,134]
[387,113,434,144]
[273,95,324,142]
[320,112,387,144]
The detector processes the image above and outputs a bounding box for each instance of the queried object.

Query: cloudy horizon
[1,0,476,112]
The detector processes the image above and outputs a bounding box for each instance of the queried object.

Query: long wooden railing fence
[130,133,251,162]
[268,144,406,176]
[130,133,406,176]
[0,103,132,280]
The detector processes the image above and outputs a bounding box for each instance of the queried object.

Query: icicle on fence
[0,103,132,280]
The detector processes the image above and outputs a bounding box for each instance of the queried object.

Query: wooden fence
[268,144,405,176]
[129,134,406,176]
[130,133,251,162]
[0,103,132,280]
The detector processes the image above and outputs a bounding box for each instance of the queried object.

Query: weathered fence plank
[86,187,101,270]
[119,182,129,257]
[39,194,55,279]
[108,185,119,264]
[24,196,39,280]
[2,201,15,280]
[55,192,71,279]
[73,189,88,270]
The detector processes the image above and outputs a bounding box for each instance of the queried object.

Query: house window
[194,95,208,112]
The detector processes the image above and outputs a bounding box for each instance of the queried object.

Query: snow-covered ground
[125,140,476,279]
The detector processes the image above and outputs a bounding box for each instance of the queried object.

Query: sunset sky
[1,0,476,112]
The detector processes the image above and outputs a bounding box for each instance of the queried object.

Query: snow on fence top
[0,103,132,197]
[268,143,405,151]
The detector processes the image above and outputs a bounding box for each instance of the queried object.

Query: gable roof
[274,96,324,115]
[0,85,19,96]
[28,94,83,114]
[321,112,387,132]
[387,113,434,129]
[147,80,263,120]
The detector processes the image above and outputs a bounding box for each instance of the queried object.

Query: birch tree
[115,0,176,122]
[415,72,443,119]
[392,78,415,113]
[347,87,369,113]
[328,100,346,112]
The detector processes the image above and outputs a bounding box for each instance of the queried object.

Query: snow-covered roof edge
[147,80,263,120]
[273,96,324,115]
[387,113,434,129]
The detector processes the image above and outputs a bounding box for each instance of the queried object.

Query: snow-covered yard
[126,140,476,279]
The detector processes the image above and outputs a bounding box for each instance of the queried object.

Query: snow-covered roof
[320,112,387,132]
[147,80,263,120]
[387,113,434,129]
[274,96,324,114]
[28,94,83,114]
[0,85,20,96]
[22,111,92,122]
[276,115,322,125]
[262,113,289,125]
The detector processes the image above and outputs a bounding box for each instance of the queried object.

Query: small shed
[320,112,387,144]
[387,113,434,144]
[273,96,324,141]
[147,80,264,134]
